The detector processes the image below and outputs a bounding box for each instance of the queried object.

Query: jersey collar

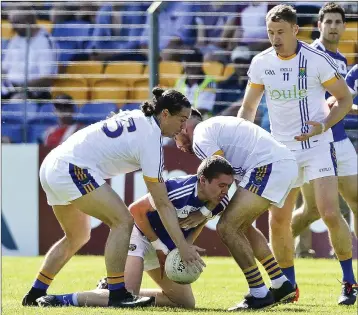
[277,40,302,60]
[152,115,160,128]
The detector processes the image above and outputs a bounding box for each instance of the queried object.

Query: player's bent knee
[164,290,195,309]
[108,210,134,229]
[65,228,91,249]
[320,209,341,227]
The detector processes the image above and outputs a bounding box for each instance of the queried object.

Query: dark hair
[190,108,203,121]
[197,156,235,183]
[182,48,203,64]
[53,93,75,111]
[266,5,297,25]
[318,2,345,23]
[141,86,191,117]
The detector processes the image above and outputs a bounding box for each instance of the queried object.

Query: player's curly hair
[141,87,191,117]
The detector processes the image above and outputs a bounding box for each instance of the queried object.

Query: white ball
[164,248,203,284]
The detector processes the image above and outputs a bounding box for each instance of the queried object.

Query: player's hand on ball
[294,120,325,142]
[179,211,206,230]
[178,243,206,271]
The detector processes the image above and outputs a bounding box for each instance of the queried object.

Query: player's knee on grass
[163,290,195,309]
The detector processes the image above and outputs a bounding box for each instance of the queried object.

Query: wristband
[320,122,325,134]
[151,239,169,255]
[200,206,213,218]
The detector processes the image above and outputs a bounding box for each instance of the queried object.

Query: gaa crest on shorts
[129,244,137,251]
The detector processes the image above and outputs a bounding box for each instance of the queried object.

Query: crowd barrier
[2,144,357,258]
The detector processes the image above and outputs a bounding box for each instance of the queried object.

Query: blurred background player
[175,49,216,117]
[22,87,205,308]
[2,4,57,101]
[42,94,83,148]
[237,4,356,305]
[292,3,358,265]
[174,113,297,310]
[36,156,234,308]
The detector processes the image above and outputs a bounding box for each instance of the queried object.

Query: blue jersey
[346,64,358,98]
[141,175,229,251]
[311,40,348,142]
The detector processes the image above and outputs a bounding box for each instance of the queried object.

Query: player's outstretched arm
[145,180,206,268]
[237,83,264,122]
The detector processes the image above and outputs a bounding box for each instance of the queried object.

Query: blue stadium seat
[27,103,60,143]
[2,101,38,124]
[77,102,117,125]
[1,123,23,143]
[52,21,93,63]
[121,103,141,111]
[1,102,39,143]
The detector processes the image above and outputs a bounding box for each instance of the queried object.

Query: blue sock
[32,279,49,291]
[55,294,76,306]
[281,266,296,286]
[339,258,356,284]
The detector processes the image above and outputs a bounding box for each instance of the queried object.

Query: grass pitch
[2,256,357,314]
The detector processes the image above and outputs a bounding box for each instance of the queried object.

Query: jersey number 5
[102,117,136,138]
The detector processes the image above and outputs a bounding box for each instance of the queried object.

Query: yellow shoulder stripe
[143,176,159,183]
[322,74,339,87]
[213,150,224,156]
[248,82,264,89]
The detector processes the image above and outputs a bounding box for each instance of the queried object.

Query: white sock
[250,285,269,298]
[72,293,79,306]
[271,275,288,289]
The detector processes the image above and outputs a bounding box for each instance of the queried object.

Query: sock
[281,266,296,287]
[32,270,55,292]
[339,256,356,284]
[107,272,125,292]
[55,293,77,306]
[260,254,288,289]
[243,265,268,298]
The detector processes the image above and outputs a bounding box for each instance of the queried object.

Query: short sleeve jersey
[145,175,229,250]
[346,64,358,98]
[311,39,348,142]
[248,41,340,150]
[52,110,164,182]
[192,116,295,181]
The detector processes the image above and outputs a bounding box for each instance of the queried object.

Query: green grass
[2,256,357,314]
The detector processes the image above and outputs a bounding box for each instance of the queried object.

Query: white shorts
[39,151,105,206]
[239,159,298,208]
[293,142,337,188]
[128,225,160,272]
[334,138,358,177]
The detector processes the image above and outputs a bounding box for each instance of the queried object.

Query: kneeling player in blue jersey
[36,156,234,308]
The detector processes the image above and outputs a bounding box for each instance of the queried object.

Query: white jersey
[248,41,340,150]
[51,110,164,182]
[192,116,295,181]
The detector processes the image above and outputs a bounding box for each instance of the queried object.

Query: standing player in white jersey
[292,3,358,265]
[237,4,356,305]
[35,156,234,308]
[174,110,298,310]
[22,87,205,308]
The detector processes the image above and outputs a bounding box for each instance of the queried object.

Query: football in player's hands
[326,96,337,109]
